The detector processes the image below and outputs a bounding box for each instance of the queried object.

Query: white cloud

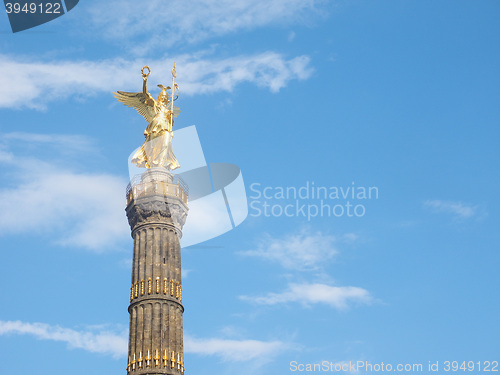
[0,133,129,251]
[0,52,313,109]
[0,320,127,358]
[86,0,326,49]
[239,231,339,271]
[0,149,14,162]
[184,335,290,362]
[240,283,372,310]
[238,232,372,310]
[0,320,289,363]
[3,132,96,154]
[424,199,478,220]
[0,169,129,250]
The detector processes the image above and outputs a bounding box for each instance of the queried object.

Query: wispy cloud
[0,133,129,251]
[0,320,290,363]
[2,132,96,154]
[184,335,291,362]
[86,0,326,50]
[0,320,127,358]
[424,199,479,220]
[240,283,373,310]
[239,231,373,310]
[0,170,129,250]
[238,231,339,271]
[0,52,312,110]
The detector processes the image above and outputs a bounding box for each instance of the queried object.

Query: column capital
[126,195,188,233]
[126,168,189,233]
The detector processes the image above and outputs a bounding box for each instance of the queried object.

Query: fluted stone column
[125,168,188,375]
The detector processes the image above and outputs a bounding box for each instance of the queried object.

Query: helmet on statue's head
[157,84,170,105]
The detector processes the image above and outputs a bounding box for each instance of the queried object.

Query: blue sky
[0,1,499,374]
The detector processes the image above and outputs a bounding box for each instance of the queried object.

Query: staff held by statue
[170,62,179,132]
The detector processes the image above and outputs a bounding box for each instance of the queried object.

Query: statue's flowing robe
[131,104,180,170]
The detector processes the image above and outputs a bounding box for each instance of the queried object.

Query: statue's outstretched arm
[141,66,155,107]
[143,75,148,95]
[142,78,155,107]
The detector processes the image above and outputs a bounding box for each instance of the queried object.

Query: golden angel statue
[114,65,181,170]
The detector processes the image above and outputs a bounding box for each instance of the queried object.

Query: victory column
[115,64,189,375]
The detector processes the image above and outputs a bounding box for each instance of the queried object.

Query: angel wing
[113,91,156,123]
[166,100,181,118]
